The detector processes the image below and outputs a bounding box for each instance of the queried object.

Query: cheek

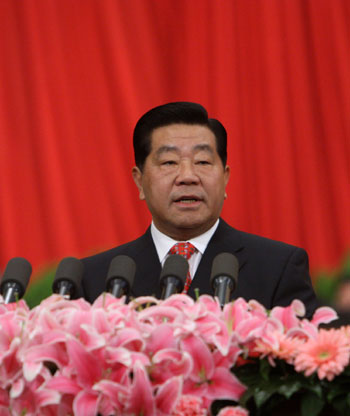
[144,177,170,199]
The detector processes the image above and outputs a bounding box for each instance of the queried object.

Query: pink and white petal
[181,335,214,381]
[270,304,301,330]
[210,319,231,355]
[9,378,24,399]
[223,297,250,329]
[93,379,129,403]
[73,390,100,416]
[197,295,222,315]
[105,346,133,367]
[290,299,306,317]
[94,380,130,414]
[247,299,267,316]
[66,338,101,386]
[139,305,181,324]
[161,293,195,310]
[207,367,246,402]
[146,324,176,353]
[235,316,266,342]
[155,376,182,414]
[129,351,152,367]
[311,307,338,326]
[182,378,207,397]
[214,344,242,368]
[151,349,192,382]
[125,363,155,416]
[91,309,111,333]
[79,324,106,350]
[22,343,68,369]
[36,388,61,406]
[42,329,68,345]
[46,374,81,395]
[92,292,126,309]
[113,327,145,351]
[23,361,43,382]
[299,319,319,338]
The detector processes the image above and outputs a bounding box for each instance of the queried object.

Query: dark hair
[133,102,227,170]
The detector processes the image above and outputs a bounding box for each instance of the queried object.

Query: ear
[132,166,145,200]
[224,164,230,187]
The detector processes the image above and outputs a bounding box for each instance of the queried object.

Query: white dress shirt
[150,219,219,281]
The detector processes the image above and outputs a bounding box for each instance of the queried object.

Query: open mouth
[174,196,202,205]
[177,198,198,203]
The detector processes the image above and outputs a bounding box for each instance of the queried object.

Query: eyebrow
[155,144,214,157]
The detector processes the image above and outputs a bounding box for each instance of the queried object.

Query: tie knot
[169,242,196,260]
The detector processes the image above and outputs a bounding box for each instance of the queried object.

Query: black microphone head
[106,255,136,292]
[52,257,84,295]
[210,253,239,290]
[0,257,32,298]
[159,254,189,290]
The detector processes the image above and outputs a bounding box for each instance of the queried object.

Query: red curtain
[0,0,349,280]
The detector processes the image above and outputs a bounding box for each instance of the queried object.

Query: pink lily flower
[181,335,246,407]
[155,376,183,415]
[146,323,177,353]
[270,299,305,330]
[9,372,60,416]
[124,362,156,416]
[47,336,133,415]
[151,348,192,384]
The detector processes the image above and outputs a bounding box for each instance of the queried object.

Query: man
[80,102,319,318]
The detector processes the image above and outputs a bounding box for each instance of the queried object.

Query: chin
[172,219,210,232]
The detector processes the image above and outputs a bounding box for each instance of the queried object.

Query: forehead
[150,124,216,151]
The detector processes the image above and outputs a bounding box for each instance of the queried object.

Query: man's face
[132,124,230,240]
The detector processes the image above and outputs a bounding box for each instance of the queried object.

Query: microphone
[106,255,136,298]
[0,257,32,303]
[52,257,84,298]
[160,254,189,299]
[210,253,239,307]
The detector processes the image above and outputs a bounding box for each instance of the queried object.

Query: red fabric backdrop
[0,0,349,281]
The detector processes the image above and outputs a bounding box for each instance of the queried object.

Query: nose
[175,160,200,185]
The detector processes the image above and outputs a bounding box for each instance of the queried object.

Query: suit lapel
[188,219,248,298]
[130,228,163,299]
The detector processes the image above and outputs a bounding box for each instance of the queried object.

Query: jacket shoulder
[219,219,303,256]
[79,229,152,302]
[82,230,151,266]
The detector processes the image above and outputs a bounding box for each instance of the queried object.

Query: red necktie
[169,242,196,293]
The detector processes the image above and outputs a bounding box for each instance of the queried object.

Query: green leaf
[303,381,323,398]
[259,358,271,381]
[278,380,302,399]
[254,388,275,408]
[327,383,350,402]
[301,392,325,416]
[332,395,350,416]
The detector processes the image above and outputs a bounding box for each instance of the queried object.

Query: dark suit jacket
[80,219,319,318]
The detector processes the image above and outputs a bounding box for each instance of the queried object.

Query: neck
[154,220,219,241]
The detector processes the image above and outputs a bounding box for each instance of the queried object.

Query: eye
[196,160,211,165]
[162,160,177,166]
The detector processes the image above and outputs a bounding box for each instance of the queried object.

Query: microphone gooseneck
[0,257,32,303]
[160,254,189,299]
[210,253,239,307]
[105,255,136,298]
[52,257,84,298]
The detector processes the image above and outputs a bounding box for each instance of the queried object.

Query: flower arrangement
[0,293,348,416]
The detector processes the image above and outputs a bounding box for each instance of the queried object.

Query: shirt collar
[151,219,220,263]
